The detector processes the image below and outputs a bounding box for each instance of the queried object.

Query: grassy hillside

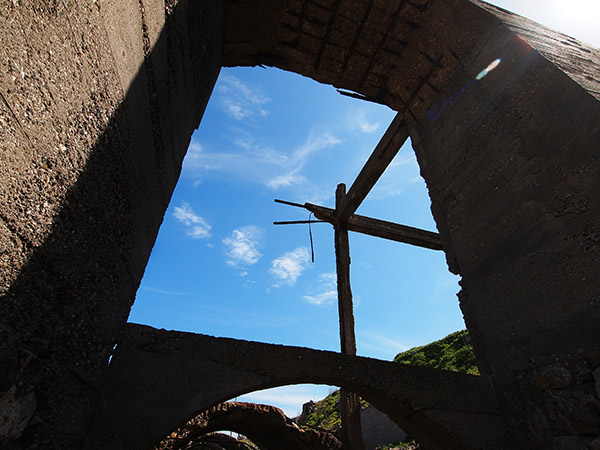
[302,389,341,429]
[393,330,479,375]
[300,330,479,430]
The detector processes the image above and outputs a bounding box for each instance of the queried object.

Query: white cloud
[304,290,337,306]
[140,286,188,296]
[173,202,211,239]
[366,148,423,201]
[293,131,342,162]
[223,226,263,267]
[350,109,381,134]
[263,131,341,190]
[270,247,311,286]
[184,128,341,195]
[216,74,271,120]
[266,173,306,189]
[303,272,338,306]
[357,332,410,360]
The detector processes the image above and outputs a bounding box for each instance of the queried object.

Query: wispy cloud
[292,131,341,163]
[270,247,311,286]
[365,149,422,201]
[349,109,381,134]
[184,129,341,194]
[303,272,337,306]
[140,286,188,296]
[357,332,410,360]
[216,74,271,120]
[264,131,341,190]
[223,226,263,267]
[173,202,211,239]
[266,173,306,189]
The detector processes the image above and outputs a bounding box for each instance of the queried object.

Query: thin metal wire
[309,213,315,263]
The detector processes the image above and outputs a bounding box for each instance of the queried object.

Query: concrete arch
[160,402,342,450]
[86,324,505,450]
[180,433,255,450]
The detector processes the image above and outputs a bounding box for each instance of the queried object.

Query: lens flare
[476,58,502,80]
[427,57,502,121]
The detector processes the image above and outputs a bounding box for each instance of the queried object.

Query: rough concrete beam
[86,324,506,450]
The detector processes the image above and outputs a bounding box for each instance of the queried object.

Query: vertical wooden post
[334,183,365,450]
[335,183,357,355]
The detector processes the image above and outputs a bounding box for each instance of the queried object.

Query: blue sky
[128,1,600,417]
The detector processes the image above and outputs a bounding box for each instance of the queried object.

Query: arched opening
[128,65,463,360]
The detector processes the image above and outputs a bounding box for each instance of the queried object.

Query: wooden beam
[335,184,356,356]
[305,203,442,250]
[334,184,365,450]
[272,220,326,225]
[336,113,409,222]
[340,390,365,450]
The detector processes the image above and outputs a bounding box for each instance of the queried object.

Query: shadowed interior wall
[0,1,224,448]
[409,29,600,449]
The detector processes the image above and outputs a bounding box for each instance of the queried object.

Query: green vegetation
[375,440,415,449]
[303,389,341,429]
[301,330,479,432]
[393,330,479,375]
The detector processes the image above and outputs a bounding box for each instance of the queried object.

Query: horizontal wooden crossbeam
[274,199,442,250]
[305,202,442,251]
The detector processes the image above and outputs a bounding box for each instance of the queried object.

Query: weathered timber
[335,184,356,356]
[273,220,327,225]
[274,198,305,208]
[340,389,365,450]
[306,203,442,250]
[336,113,409,222]
[334,184,365,450]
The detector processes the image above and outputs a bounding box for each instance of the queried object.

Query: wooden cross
[275,113,442,449]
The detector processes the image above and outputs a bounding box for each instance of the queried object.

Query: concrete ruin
[1,0,599,449]
[158,402,342,450]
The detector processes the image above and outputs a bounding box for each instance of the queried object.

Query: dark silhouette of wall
[0,1,224,448]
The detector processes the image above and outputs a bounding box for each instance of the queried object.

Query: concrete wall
[360,407,407,450]
[408,15,600,450]
[0,1,224,448]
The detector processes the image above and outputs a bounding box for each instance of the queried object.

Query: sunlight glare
[545,0,600,41]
